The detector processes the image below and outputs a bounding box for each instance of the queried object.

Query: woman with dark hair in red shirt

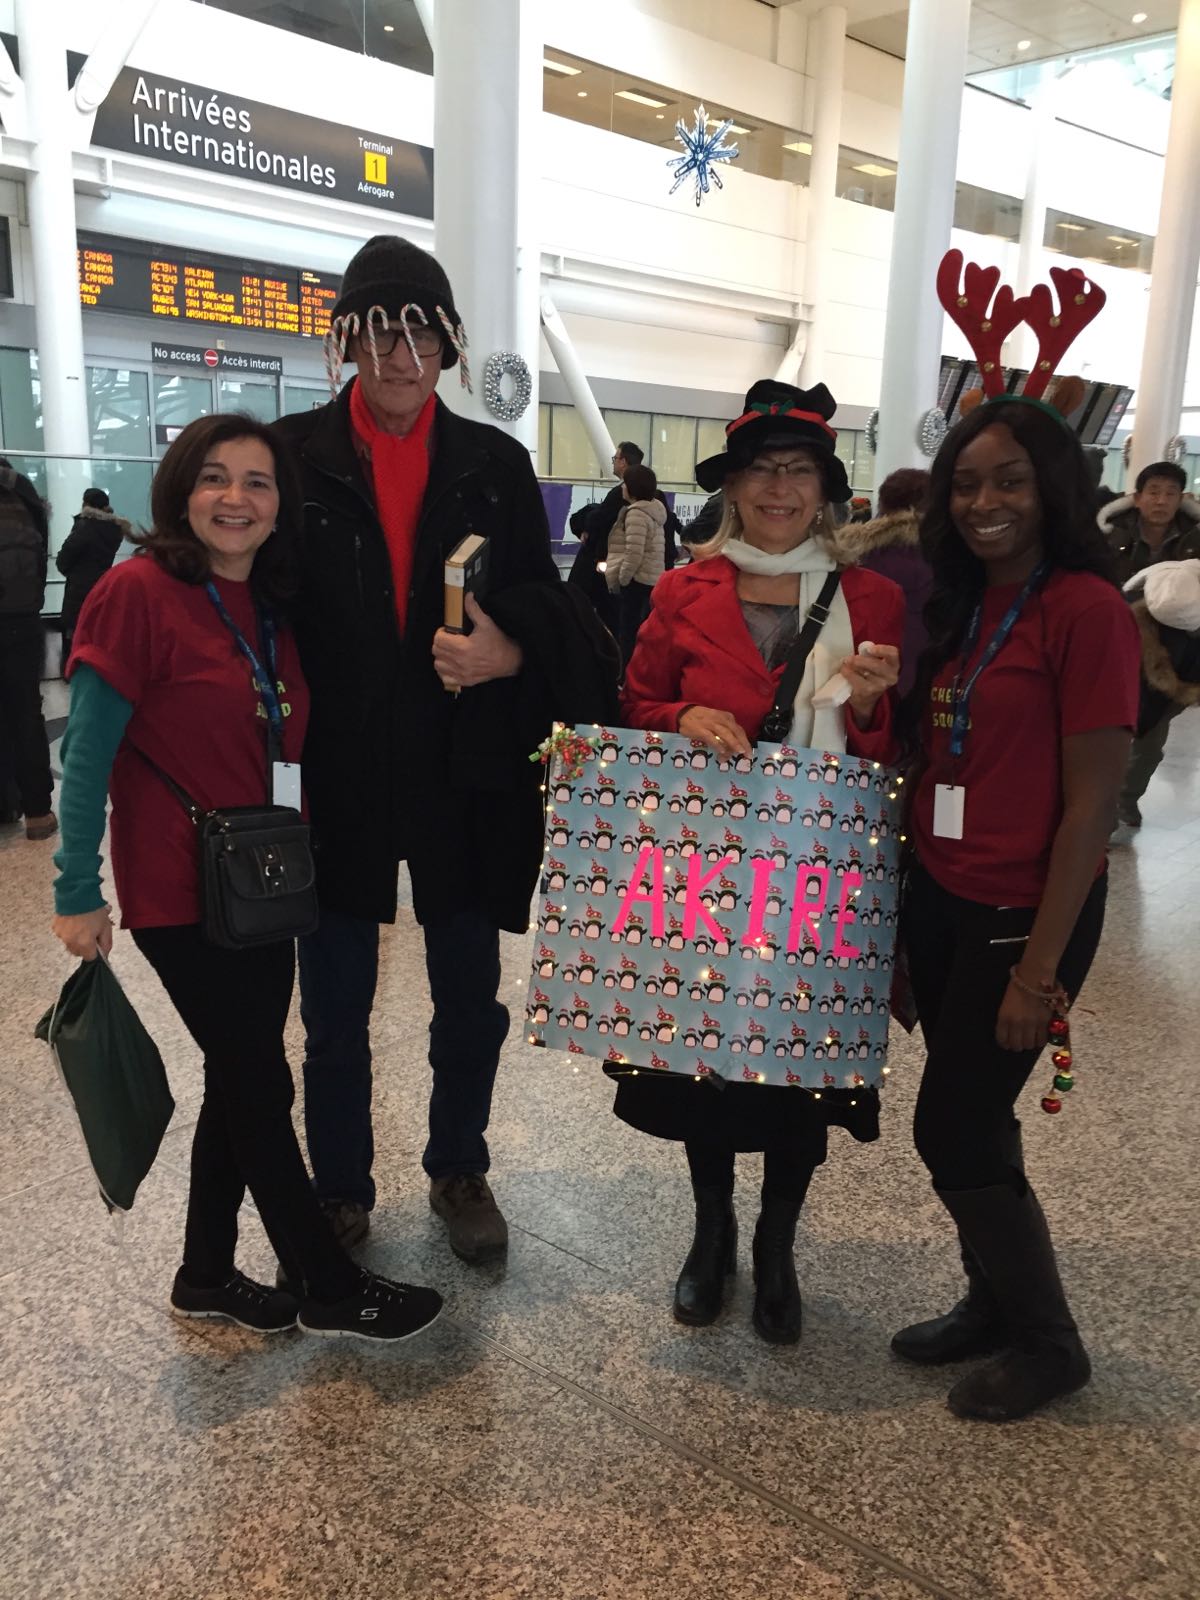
[893,398,1140,1421]
[49,414,442,1346]
[619,380,904,1346]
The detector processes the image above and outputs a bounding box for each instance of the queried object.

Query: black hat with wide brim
[332,234,462,371]
[695,380,851,501]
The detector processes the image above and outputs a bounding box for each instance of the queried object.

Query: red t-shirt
[69,555,310,929]
[913,569,1140,906]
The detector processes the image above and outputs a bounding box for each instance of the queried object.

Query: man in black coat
[567,440,682,625]
[0,458,56,837]
[273,236,618,1265]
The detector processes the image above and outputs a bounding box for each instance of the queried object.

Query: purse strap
[760,568,843,742]
[131,746,208,825]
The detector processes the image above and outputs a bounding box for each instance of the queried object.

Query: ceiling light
[1056,220,1087,231]
[615,89,670,108]
[383,22,394,31]
[1017,39,1032,50]
[656,114,665,120]
[543,57,582,75]
[1131,11,1147,21]
[1107,234,1139,245]
[853,162,896,177]
[784,139,813,154]
[577,91,588,98]
[726,124,751,135]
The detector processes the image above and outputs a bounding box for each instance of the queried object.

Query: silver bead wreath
[483,350,533,422]
[918,407,948,457]
[864,409,880,456]
[1166,434,1188,466]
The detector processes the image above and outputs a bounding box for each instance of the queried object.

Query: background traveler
[836,467,932,697]
[606,462,666,665]
[0,456,56,840]
[56,487,131,665]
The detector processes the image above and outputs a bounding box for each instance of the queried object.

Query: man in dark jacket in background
[274,237,617,1264]
[568,440,681,625]
[56,487,131,662]
[0,458,56,839]
[1099,460,1200,840]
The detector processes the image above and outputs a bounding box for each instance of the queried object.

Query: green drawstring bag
[35,957,175,1213]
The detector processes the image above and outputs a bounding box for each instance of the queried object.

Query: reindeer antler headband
[936,247,1106,415]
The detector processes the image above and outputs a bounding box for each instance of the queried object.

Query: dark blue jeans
[297,907,511,1208]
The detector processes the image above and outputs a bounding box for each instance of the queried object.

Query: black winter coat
[272,387,619,931]
[56,508,129,633]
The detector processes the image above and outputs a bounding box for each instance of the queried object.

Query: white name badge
[933,784,966,841]
[272,761,302,811]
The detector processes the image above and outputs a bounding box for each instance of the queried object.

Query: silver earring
[814,507,825,528]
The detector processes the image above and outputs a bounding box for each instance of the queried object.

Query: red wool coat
[621,554,906,762]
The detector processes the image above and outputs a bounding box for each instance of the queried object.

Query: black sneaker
[170,1269,300,1333]
[297,1269,443,1343]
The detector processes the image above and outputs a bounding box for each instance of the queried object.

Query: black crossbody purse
[137,588,318,949]
[758,568,843,744]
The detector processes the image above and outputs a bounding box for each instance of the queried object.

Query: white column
[797,5,847,390]
[17,0,91,456]
[874,0,972,487]
[432,0,543,456]
[539,294,616,469]
[1130,0,1200,478]
[1010,67,1057,374]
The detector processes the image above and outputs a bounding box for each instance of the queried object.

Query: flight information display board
[77,232,340,339]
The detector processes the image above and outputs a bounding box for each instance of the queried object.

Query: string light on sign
[668,104,740,206]
[483,351,533,422]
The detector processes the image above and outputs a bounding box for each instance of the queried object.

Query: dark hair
[616,441,645,468]
[624,464,657,500]
[876,468,929,517]
[137,413,300,609]
[1135,460,1186,494]
[82,487,110,510]
[899,401,1115,758]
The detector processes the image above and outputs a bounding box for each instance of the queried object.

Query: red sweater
[621,555,905,762]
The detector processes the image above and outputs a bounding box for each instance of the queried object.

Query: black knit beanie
[332,234,462,371]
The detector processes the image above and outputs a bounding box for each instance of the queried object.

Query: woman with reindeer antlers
[892,253,1141,1421]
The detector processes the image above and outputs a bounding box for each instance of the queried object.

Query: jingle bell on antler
[936,248,1107,421]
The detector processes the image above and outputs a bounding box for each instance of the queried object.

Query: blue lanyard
[204,581,283,750]
[948,561,1047,760]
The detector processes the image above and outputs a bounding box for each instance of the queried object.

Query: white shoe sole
[296,1305,443,1343]
[170,1304,298,1334]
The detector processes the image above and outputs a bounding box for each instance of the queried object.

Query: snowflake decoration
[668,103,739,207]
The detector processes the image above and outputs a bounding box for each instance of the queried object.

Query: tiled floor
[2,702,1197,1599]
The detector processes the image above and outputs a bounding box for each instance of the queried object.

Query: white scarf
[723,537,854,751]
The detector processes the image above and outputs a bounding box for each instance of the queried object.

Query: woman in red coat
[618,380,904,1345]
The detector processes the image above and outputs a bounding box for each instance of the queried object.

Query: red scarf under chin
[349,379,436,634]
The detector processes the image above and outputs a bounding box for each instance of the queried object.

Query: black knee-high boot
[892,1124,1023,1365]
[938,1178,1090,1421]
[674,1142,737,1326]
[751,1147,819,1345]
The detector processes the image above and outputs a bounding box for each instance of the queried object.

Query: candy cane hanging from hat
[322,302,473,396]
[936,247,1106,419]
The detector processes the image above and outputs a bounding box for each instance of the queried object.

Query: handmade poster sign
[526,727,904,1091]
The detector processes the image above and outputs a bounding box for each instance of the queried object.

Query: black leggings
[684,1132,826,1204]
[133,926,360,1302]
[902,865,1107,1192]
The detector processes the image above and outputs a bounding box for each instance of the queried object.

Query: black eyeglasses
[369,323,444,359]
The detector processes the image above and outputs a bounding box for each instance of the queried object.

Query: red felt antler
[936,249,1029,398]
[1020,267,1106,399]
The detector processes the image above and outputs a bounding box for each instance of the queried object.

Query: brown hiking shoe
[25,812,58,841]
[320,1199,370,1251]
[429,1173,508,1263]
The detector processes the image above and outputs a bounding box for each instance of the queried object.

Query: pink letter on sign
[742,857,776,949]
[832,871,864,958]
[682,853,735,941]
[612,846,666,940]
[787,865,829,954]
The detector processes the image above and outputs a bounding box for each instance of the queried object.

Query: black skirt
[610,1068,880,1152]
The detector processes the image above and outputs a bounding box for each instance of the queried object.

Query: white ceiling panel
[849,0,1176,67]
